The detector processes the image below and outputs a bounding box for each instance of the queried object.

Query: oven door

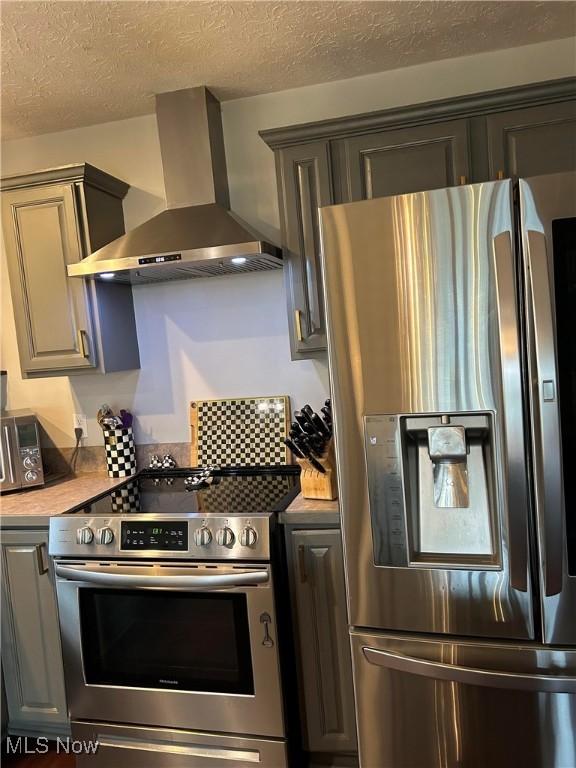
[54,561,284,738]
[0,419,21,492]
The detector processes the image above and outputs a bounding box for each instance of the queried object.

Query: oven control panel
[121,522,188,551]
[49,515,271,560]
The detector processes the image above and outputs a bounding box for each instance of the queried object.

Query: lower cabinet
[286,527,357,757]
[1,530,69,736]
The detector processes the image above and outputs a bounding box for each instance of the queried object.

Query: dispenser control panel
[364,415,408,567]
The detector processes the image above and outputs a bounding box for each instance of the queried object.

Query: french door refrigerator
[319,172,576,768]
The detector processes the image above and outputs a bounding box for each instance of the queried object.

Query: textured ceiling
[1,1,574,140]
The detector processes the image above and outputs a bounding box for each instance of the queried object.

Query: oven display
[121,522,188,550]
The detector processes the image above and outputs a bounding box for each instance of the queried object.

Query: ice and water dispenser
[365,413,499,568]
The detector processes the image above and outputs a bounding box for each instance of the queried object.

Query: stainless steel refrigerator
[319,172,576,768]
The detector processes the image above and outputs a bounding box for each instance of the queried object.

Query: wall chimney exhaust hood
[67,87,281,284]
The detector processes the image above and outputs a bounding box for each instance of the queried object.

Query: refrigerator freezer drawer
[351,630,576,768]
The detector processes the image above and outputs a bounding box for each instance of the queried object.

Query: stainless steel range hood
[68,87,281,284]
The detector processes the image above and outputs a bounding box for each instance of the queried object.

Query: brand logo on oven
[159,679,179,686]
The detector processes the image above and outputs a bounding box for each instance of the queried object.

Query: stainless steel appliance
[66,87,281,284]
[319,172,576,768]
[0,409,44,492]
[49,468,299,767]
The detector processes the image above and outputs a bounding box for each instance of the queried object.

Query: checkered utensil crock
[103,427,137,478]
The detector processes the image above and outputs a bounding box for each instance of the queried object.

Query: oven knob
[96,527,114,545]
[77,526,94,545]
[240,526,258,548]
[24,470,39,482]
[24,456,38,469]
[194,526,212,547]
[216,526,235,547]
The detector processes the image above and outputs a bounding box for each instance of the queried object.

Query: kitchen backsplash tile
[44,442,194,476]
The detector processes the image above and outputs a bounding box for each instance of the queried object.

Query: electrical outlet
[73,413,88,439]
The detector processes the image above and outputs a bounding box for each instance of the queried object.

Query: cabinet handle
[298,544,308,582]
[497,170,505,180]
[3,426,15,484]
[36,543,48,576]
[77,329,89,358]
[294,310,304,343]
[459,175,467,185]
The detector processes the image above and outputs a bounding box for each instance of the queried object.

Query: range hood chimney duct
[156,88,230,209]
[67,87,281,284]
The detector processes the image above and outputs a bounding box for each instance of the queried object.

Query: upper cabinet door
[2,183,96,374]
[277,142,333,358]
[334,119,471,202]
[486,102,576,179]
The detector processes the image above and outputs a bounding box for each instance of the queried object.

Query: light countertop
[1,472,128,526]
[280,492,340,526]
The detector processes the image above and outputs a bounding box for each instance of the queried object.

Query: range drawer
[73,722,288,768]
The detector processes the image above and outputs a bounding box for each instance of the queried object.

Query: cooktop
[66,466,301,517]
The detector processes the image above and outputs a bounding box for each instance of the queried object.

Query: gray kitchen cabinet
[275,142,334,358]
[486,101,576,179]
[1,164,140,377]
[262,78,575,359]
[288,528,357,755]
[1,530,69,736]
[333,119,470,202]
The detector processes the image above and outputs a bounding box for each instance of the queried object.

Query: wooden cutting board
[190,395,291,466]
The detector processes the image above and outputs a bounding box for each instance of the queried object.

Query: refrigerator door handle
[493,231,529,592]
[362,646,576,693]
[525,229,564,597]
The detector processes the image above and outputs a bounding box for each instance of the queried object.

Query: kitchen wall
[1,37,574,448]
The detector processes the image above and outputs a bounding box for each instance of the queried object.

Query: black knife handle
[301,406,329,437]
[284,437,305,459]
[311,412,331,438]
[292,435,327,474]
[297,409,329,445]
[307,455,326,474]
[303,435,329,460]
[294,412,312,432]
[293,434,311,457]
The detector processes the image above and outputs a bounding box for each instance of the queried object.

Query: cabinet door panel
[2,184,95,373]
[277,142,333,357]
[486,101,576,179]
[335,120,470,202]
[290,529,356,753]
[1,531,68,734]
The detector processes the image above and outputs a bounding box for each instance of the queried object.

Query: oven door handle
[54,564,269,589]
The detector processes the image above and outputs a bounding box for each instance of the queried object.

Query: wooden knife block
[295,440,338,501]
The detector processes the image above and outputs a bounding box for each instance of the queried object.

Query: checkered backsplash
[104,427,137,478]
[191,396,290,466]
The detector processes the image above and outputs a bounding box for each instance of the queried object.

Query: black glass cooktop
[67,467,300,517]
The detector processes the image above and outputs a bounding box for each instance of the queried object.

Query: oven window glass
[79,589,254,694]
[552,216,576,575]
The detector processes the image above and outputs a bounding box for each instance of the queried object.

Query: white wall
[2,37,574,447]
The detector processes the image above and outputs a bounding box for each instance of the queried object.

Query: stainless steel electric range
[49,467,299,768]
